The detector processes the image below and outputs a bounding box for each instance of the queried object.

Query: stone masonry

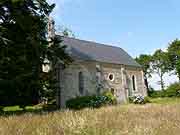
[57,61,147,108]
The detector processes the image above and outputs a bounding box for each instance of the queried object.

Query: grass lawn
[3,105,42,112]
[150,97,180,104]
[0,98,180,135]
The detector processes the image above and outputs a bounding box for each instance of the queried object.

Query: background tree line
[135,39,180,92]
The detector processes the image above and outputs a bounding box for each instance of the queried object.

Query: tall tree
[167,39,180,82]
[135,54,152,91]
[152,49,169,90]
[56,25,76,37]
[0,0,71,106]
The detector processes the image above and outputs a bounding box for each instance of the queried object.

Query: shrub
[42,104,57,111]
[129,95,150,104]
[66,96,93,110]
[144,96,151,103]
[66,91,117,110]
[164,83,180,97]
[149,91,165,98]
[102,91,117,105]
[0,106,3,112]
[149,83,180,98]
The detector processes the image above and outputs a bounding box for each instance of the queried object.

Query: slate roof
[57,36,141,67]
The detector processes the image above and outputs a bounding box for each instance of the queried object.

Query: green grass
[2,105,42,112]
[3,106,22,111]
[0,98,180,135]
[150,97,180,104]
[1,97,180,113]
[0,103,180,135]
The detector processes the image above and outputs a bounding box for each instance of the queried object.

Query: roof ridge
[58,35,123,50]
[56,35,141,67]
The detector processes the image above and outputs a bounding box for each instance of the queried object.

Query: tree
[167,39,180,82]
[0,0,71,107]
[152,49,169,90]
[135,54,152,91]
[56,25,76,37]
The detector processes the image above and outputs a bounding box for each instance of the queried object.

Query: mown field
[0,98,180,135]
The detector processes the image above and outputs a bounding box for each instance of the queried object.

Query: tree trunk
[0,106,3,112]
[178,73,180,83]
[144,78,149,90]
[160,75,165,90]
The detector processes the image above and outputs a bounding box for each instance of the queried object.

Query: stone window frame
[78,71,84,95]
[132,75,137,91]
[108,73,115,81]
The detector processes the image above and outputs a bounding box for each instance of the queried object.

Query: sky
[48,0,179,89]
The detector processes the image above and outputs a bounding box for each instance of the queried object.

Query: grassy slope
[0,98,180,135]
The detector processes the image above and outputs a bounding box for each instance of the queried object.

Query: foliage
[129,95,150,104]
[144,96,151,103]
[0,0,71,106]
[102,91,117,104]
[135,54,152,91]
[56,26,76,37]
[163,83,180,97]
[42,100,57,111]
[136,38,180,90]
[135,54,152,78]
[151,49,170,90]
[149,90,164,98]
[167,39,180,82]
[149,83,180,98]
[66,92,117,110]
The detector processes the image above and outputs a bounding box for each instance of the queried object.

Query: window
[108,73,114,81]
[79,72,84,95]
[96,72,101,84]
[132,75,136,91]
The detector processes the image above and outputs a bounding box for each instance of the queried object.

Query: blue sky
[48,0,179,89]
[48,0,180,57]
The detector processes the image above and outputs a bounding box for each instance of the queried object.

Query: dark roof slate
[57,36,141,67]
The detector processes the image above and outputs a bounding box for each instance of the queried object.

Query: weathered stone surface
[57,61,147,108]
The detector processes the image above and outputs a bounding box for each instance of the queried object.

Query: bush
[144,96,151,103]
[102,91,117,105]
[164,83,180,97]
[149,83,180,98]
[66,91,117,110]
[0,106,3,111]
[129,95,150,104]
[149,91,165,98]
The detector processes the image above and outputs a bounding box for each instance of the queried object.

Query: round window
[108,74,114,81]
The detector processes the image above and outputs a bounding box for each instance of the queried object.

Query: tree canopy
[0,0,71,106]
[135,54,152,90]
[151,49,170,90]
[167,39,180,82]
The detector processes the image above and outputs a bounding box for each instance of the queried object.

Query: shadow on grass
[0,104,60,117]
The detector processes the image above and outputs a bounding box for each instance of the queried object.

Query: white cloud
[149,72,178,90]
[143,45,178,90]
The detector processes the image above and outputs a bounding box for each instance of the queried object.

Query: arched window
[132,75,136,91]
[79,72,84,95]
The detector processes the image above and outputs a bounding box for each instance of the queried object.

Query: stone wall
[100,63,126,103]
[58,61,147,108]
[59,61,97,107]
[125,66,147,97]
